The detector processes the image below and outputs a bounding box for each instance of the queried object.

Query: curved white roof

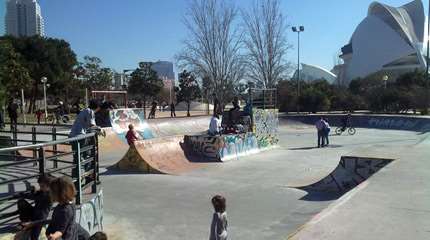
[368,0,424,44]
[342,0,426,82]
[294,63,337,84]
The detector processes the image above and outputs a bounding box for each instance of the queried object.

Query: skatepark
[96,112,429,239]
[1,112,429,240]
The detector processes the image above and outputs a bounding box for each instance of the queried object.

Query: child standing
[209,195,228,240]
[46,176,88,240]
[125,124,141,146]
[35,109,43,124]
[17,174,54,240]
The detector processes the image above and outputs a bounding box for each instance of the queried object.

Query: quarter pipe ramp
[293,156,394,193]
[114,136,202,175]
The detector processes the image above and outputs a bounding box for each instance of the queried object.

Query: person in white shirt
[209,195,228,240]
[209,114,222,136]
[323,118,330,146]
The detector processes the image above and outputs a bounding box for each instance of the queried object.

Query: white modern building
[293,63,337,84]
[5,0,45,37]
[337,0,427,85]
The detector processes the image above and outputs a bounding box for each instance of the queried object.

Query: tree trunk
[187,101,190,117]
[28,81,38,114]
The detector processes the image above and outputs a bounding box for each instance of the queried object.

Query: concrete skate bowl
[112,136,204,175]
[281,114,430,132]
[291,156,394,201]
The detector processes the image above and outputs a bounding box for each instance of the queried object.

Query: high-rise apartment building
[5,0,45,37]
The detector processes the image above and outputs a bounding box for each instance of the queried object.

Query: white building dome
[339,0,426,85]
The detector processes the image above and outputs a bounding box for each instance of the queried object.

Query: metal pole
[426,1,430,113]
[85,88,89,107]
[21,89,26,124]
[297,31,300,114]
[43,82,48,119]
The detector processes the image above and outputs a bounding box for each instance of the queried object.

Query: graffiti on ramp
[110,108,154,139]
[292,156,394,194]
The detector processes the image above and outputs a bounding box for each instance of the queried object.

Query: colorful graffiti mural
[109,108,154,140]
[252,108,279,147]
[185,132,260,161]
[295,157,393,193]
[77,189,104,235]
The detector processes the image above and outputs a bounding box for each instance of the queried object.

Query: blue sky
[0,0,428,75]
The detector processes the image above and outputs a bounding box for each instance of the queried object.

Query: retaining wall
[281,114,430,132]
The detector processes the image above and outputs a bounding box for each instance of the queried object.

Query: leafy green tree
[298,86,330,113]
[128,62,164,117]
[277,79,297,112]
[0,39,32,98]
[177,70,201,116]
[82,56,113,90]
[1,36,78,112]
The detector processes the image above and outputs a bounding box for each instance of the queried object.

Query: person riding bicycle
[55,101,66,123]
[341,114,351,131]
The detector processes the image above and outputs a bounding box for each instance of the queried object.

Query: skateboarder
[126,124,141,146]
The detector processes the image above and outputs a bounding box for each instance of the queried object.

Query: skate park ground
[97,117,430,240]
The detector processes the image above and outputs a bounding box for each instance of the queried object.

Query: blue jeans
[318,130,325,147]
[324,128,330,145]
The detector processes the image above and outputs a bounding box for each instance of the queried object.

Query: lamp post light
[292,25,304,114]
[41,77,48,119]
[382,75,388,89]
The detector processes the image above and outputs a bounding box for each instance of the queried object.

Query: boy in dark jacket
[17,174,55,240]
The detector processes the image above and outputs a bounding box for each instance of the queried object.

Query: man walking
[7,99,18,128]
[170,102,176,118]
[315,117,326,148]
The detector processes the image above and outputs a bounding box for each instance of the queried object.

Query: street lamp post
[41,77,48,119]
[292,26,304,114]
[382,75,388,89]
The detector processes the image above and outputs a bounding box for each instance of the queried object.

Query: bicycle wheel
[348,127,356,135]
[62,116,69,123]
[335,127,342,135]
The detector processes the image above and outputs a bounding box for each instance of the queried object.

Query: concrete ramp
[115,136,202,175]
[293,156,394,193]
[98,128,129,164]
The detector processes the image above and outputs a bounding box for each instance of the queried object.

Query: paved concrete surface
[100,122,428,240]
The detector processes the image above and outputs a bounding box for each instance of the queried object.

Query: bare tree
[176,0,245,108]
[242,0,291,88]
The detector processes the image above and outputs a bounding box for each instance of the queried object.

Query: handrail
[0,132,96,153]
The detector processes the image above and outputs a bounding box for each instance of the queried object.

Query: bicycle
[335,126,356,135]
[46,113,70,124]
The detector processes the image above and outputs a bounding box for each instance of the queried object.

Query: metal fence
[0,127,100,231]
[250,88,277,109]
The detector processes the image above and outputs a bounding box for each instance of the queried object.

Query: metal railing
[0,129,100,230]
[250,88,277,109]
